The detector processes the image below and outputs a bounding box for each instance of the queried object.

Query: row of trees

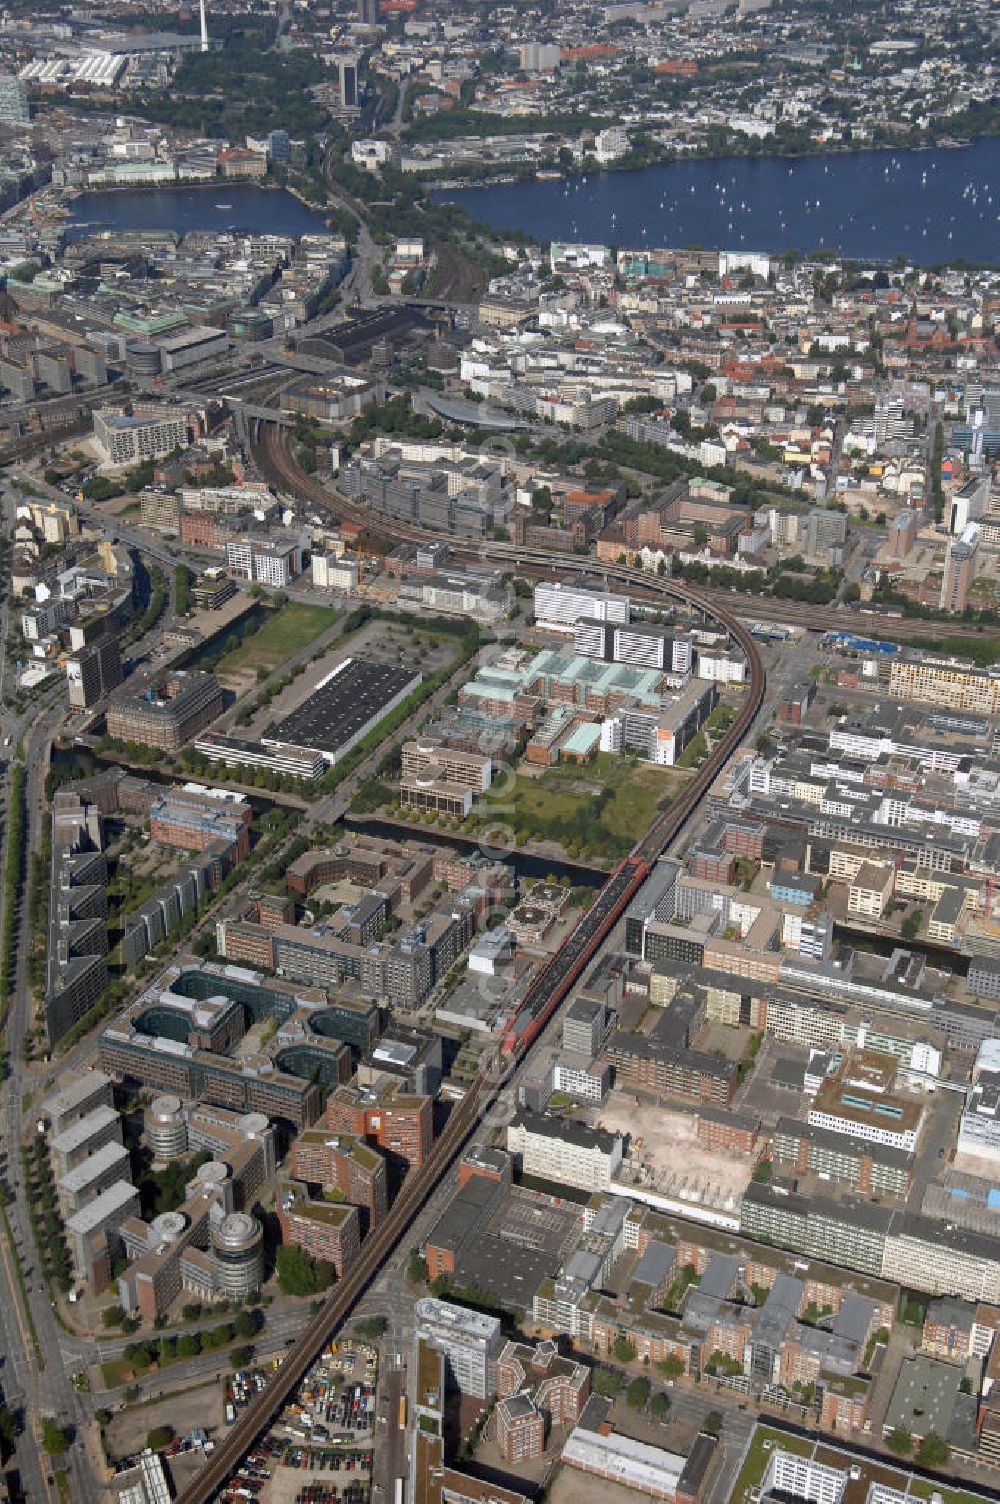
[22,1133,74,1294]
[0,760,25,1010]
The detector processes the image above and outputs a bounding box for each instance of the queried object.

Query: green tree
[229,1346,253,1370]
[650,1392,670,1420]
[146,1425,173,1450]
[916,1434,950,1468]
[591,1367,623,1398]
[233,1310,257,1341]
[886,1427,912,1457]
[900,909,923,940]
[703,1412,723,1437]
[657,1354,685,1379]
[174,565,194,616]
[626,1377,651,1409]
[612,1337,637,1363]
[276,1244,333,1297]
[42,1420,69,1456]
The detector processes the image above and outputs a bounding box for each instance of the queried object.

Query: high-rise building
[338,57,359,109]
[66,638,122,709]
[940,522,980,613]
[357,0,378,22]
[414,1296,503,1399]
[0,73,29,126]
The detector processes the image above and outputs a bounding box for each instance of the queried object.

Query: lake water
[434,139,1000,264]
[66,182,331,240]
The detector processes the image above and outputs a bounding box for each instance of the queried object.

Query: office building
[224,534,304,587]
[66,637,122,709]
[210,1211,265,1300]
[887,653,1000,716]
[276,1180,361,1274]
[107,671,223,751]
[326,1081,433,1169]
[563,1425,685,1503]
[533,579,630,634]
[495,1339,589,1461]
[0,72,29,125]
[940,523,981,613]
[760,1451,848,1504]
[290,1128,388,1230]
[40,1069,114,1136]
[969,955,1000,1002]
[401,739,492,793]
[338,57,359,109]
[507,1111,623,1192]
[93,405,190,466]
[148,786,251,860]
[358,0,378,20]
[52,1105,122,1178]
[414,1296,503,1399]
[66,1180,141,1289]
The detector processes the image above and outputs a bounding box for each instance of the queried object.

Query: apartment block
[507,1110,623,1192]
[276,1180,361,1275]
[325,1082,433,1169]
[290,1128,388,1230]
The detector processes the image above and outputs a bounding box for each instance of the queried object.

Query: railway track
[177,425,765,1502]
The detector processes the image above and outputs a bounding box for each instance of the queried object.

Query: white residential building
[507,1110,623,1191]
[533,580,629,634]
[413,1297,502,1399]
[93,406,189,466]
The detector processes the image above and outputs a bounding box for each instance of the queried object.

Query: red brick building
[325,1081,433,1169]
[290,1128,388,1231]
[494,1340,590,1461]
[276,1180,361,1275]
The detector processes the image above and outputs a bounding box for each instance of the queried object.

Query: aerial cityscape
[6,0,1000,1501]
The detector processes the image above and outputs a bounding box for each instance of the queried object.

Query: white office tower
[199,0,209,52]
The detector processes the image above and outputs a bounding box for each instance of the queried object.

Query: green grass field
[489,753,679,864]
[730,1427,816,1504]
[214,602,338,678]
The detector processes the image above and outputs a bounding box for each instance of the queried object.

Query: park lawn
[214,602,338,678]
[496,753,678,863]
[101,1357,142,1388]
[907,1482,987,1504]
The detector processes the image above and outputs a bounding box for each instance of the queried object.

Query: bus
[398,1396,406,1431]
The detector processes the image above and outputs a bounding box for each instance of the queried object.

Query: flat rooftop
[266,657,421,760]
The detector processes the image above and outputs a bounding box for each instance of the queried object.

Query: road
[0,692,96,1504]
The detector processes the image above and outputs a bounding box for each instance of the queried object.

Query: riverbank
[344,813,607,886]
